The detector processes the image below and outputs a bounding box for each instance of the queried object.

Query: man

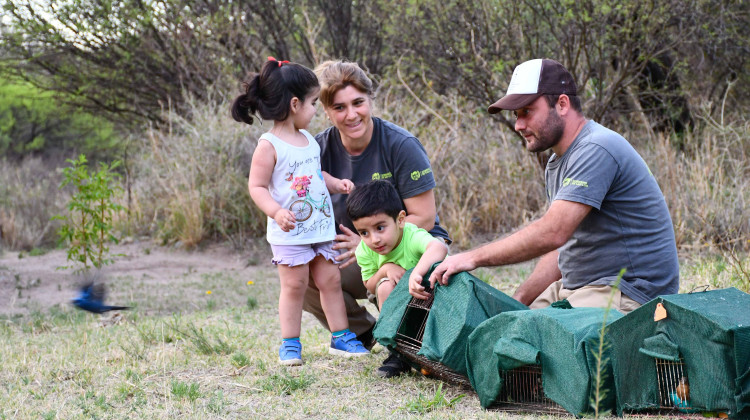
[429,58,678,313]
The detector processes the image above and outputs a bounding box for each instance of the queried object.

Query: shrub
[54,154,124,271]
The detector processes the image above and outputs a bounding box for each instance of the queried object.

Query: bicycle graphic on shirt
[290,192,331,221]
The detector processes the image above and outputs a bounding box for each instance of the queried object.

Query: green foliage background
[0,0,748,258]
[3,0,747,129]
[0,79,120,162]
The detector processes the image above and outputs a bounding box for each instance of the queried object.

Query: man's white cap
[488,58,578,114]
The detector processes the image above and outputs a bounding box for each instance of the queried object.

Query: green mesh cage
[373,265,527,384]
[609,287,750,418]
[465,306,623,416]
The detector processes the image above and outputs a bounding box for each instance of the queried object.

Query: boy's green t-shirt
[355,222,437,281]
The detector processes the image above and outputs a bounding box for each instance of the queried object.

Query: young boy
[346,180,449,377]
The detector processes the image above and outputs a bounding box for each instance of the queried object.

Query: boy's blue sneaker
[279,340,303,366]
[329,331,370,357]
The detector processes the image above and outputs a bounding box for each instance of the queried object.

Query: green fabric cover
[639,333,680,361]
[465,306,624,415]
[373,265,527,375]
[609,288,750,418]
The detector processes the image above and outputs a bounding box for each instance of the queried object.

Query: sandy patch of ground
[0,240,272,317]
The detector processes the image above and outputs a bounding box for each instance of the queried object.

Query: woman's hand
[332,224,362,268]
[323,171,354,195]
[336,178,354,194]
[273,208,296,232]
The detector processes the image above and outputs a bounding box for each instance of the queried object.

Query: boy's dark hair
[231,58,319,125]
[346,180,404,222]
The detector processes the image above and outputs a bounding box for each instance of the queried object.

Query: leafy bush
[54,155,124,272]
[0,79,121,162]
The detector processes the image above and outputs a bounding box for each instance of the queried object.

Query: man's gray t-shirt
[545,121,679,304]
[316,117,450,242]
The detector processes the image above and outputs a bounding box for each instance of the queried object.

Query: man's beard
[524,108,565,153]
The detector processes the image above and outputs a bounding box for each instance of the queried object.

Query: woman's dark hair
[231,58,319,125]
[346,180,404,222]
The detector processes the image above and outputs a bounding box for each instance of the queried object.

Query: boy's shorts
[270,241,339,267]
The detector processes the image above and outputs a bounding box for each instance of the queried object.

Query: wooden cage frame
[393,294,472,388]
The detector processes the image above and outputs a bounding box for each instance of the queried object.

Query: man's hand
[428,252,476,289]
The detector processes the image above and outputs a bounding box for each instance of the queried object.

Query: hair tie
[267,56,290,67]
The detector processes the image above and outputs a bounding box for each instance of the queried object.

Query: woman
[303,60,450,378]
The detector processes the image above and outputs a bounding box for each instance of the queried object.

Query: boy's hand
[273,208,296,232]
[409,273,431,300]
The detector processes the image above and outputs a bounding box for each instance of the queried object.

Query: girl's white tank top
[262,130,336,245]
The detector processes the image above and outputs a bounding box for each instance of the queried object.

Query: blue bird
[72,282,130,314]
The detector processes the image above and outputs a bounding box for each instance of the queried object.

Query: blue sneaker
[329,331,370,357]
[279,340,303,366]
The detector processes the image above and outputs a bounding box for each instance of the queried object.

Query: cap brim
[488,94,541,114]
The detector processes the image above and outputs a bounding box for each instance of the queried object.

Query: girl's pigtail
[232,59,316,124]
[231,74,261,125]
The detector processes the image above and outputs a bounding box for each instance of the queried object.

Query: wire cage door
[393,295,472,387]
[656,357,690,409]
[491,364,568,414]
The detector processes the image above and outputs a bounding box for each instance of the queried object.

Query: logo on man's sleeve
[562,177,588,187]
[411,168,432,181]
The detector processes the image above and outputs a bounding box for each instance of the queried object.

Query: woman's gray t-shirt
[316,117,450,242]
[545,121,679,304]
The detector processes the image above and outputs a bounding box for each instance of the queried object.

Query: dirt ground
[0,240,270,317]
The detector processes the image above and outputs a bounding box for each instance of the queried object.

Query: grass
[403,383,466,414]
[0,262,499,419]
[0,157,66,251]
[1,247,741,418]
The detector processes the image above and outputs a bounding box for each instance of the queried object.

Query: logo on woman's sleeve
[371,172,392,180]
[411,168,432,181]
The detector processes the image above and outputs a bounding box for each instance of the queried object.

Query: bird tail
[108,306,131,311]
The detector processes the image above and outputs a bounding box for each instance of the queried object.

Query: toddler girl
[231,57,369,365]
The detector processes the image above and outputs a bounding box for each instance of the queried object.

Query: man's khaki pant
[530,280,641,314]
[302,262,376,336]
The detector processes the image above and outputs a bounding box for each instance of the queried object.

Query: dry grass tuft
[0,157,67,251]
[646,115,750,252]
[129,95,266,248]
[375,80,546,249]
